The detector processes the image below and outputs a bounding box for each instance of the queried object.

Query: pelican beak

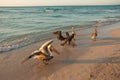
[21,57,30,64]
[50,46,60,55]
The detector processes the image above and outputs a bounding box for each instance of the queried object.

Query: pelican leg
[43,59,49,65]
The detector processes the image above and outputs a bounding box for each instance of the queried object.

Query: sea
[0,5,120,52]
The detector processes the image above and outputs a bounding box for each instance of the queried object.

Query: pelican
[91,25,97,41]
[21,40,60,65]
[72,26,76,35]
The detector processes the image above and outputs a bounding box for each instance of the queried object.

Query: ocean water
[0,5,120,52]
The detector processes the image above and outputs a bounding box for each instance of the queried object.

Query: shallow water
[0,5,120,52]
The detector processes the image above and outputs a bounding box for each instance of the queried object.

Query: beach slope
[0,23,120,80]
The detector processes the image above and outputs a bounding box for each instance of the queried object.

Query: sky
[0,0,120,6]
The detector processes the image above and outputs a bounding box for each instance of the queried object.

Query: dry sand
[0,22,120,80]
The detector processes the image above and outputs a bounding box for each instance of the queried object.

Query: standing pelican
[21,40,60,65]
[91,25,98,41]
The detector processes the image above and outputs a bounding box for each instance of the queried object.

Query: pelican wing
[21,51,41,64]
[39,40,53,55]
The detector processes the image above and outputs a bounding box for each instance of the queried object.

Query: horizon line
[0,4,120,7]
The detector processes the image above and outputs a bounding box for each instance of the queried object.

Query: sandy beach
[0,22,120,80]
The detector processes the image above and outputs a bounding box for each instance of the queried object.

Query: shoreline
[1,20,120,53]
[0,22,120,80]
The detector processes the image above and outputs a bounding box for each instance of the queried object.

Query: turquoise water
[0,5,120,52]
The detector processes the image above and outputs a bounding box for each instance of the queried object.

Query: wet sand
[0,22,120,80]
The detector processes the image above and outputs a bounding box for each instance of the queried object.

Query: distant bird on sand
[91,25,98,41]
[61,27,76,46]
[53,31,75,46]
[21,40,60,65]
[53,27,76,46]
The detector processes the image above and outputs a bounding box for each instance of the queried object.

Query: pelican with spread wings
[21,40,60,65]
